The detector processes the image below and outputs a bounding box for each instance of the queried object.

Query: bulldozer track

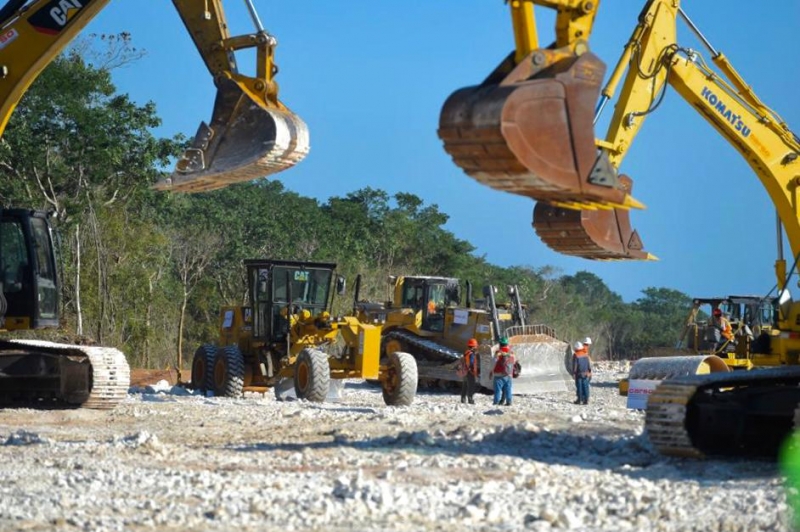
[383,329,461,363]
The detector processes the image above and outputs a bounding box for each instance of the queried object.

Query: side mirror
[336,276,347,296]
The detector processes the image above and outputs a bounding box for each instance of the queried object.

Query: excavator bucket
[532,175,655,261]
[477,326,573,394]
[153,78,309,193]
[439,51,629,208]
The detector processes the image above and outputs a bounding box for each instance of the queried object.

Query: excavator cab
[0,209,58,331]
[438,1,651,261]
[397,276,461,333]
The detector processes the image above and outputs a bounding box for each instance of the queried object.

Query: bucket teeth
[153,78,309,193]
[532,175,655,261]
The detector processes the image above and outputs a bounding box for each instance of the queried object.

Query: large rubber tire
[382,351,418,406]
[294,348,330,402]
[212,346,245,398]
[191,344,216,392]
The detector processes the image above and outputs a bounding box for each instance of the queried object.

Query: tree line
[0,47,695,368]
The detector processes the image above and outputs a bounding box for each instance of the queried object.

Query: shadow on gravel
[228,424,778,482]
[588,381,620,389]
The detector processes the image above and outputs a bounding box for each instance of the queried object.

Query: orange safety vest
[720,317,734,341]
[462,348,479,377]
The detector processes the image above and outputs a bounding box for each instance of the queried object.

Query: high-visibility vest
[462,349,479,376]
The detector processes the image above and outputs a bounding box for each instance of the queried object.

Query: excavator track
[0,339,130,409]
[645,367,800,459]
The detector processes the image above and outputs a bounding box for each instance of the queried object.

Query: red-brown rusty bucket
[439,51,626,207]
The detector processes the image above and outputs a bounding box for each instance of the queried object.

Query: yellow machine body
[191,259,415,405]
[561,0,800,458]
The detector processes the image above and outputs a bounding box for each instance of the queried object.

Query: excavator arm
[440,0,654,261]
[586,0,800,459]
[593,0,800,278]
[0,0,308,193]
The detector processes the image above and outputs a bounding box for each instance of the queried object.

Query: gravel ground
[0,363,792,531]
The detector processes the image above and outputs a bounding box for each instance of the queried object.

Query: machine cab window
[249,261,334,342]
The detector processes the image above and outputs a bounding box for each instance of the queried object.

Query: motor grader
[357,275,572,394]
[190,259,417,406]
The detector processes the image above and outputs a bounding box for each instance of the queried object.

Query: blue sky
[84,1,800,303]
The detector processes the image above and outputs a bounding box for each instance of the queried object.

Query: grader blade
[439,51,628,208]
[532,175,655,261]
[153,78,309,193]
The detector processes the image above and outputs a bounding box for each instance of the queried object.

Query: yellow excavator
[500,0,800,459]
[0,0,309,408]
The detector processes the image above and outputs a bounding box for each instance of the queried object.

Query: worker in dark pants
[572,340,592,405]
[460,338,480,404]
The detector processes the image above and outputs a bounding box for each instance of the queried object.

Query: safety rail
[504,324,558,340]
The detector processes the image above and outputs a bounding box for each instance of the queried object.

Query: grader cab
[191,259,417,405]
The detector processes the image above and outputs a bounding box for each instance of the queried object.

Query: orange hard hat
[467,338,478,347]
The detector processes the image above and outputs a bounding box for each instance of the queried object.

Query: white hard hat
[583,337,592,345]
[572,341,584,351]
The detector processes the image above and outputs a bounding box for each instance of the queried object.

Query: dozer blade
[477,328,573,394]
[532,175,655,261]
[153,78,309,193]
[439,51,630,208]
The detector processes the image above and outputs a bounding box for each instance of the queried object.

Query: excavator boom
[584,0,800,459]
[0,0,309,194]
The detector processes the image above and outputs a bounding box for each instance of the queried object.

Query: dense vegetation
[0,49,694,369]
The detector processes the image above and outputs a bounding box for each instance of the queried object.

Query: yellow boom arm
[595,0,800,278]
[0,0,309,192]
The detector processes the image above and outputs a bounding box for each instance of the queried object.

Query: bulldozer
[190,259,417,406]
[357,275,572,394]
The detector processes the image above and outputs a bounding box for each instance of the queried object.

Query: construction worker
[572,340,592,405]
[582,337,593,358]
[460,338,480,404]
[491,337,515,406]
[711,308,735,352]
